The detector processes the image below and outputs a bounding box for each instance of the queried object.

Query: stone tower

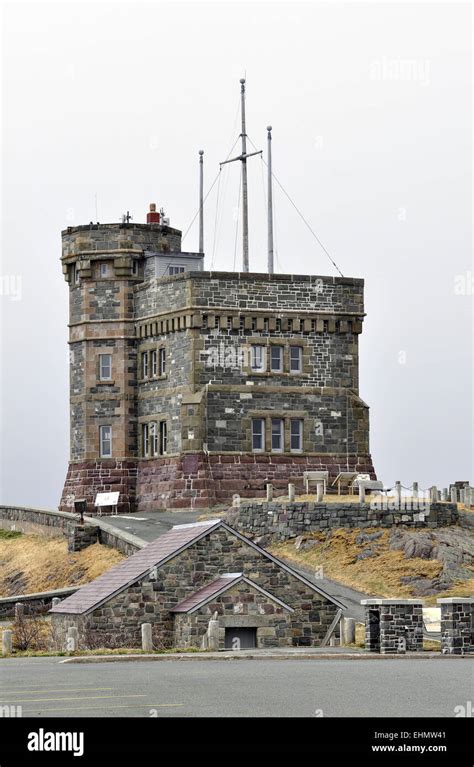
[59,207,376,514]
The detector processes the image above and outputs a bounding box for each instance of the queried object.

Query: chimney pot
[147,203,161,224]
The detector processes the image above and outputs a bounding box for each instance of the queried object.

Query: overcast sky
[1,0,472,508]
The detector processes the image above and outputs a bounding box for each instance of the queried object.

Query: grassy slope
[0,532,124,596]
[270,528,474,605]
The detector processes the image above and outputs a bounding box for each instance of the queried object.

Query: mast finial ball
[240,78,246,84]
[199,149,204,155]
[267,125,272,132]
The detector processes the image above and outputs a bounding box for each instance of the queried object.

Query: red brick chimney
[147,203,161,224]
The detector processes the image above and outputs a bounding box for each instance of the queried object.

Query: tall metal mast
[220,78,261,272]
[267,126,274,274]
[198,149,204,253]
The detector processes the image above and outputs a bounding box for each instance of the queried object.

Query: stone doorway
[224,627,257,650]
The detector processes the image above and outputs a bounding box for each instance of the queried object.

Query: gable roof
[50,518,345,616]
[171,573,294,614]
[50,519,223,616]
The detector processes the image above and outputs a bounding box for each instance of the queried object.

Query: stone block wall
[51,527,339,650]
[362,600,424,654]
[173,581,294,650]
[438,598,473,655]
[67,525,100,552]
[232,501,458,539]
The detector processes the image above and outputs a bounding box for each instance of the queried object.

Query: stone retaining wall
[232,501,458,540]
[0,505,144,557]
[0,587,79,618]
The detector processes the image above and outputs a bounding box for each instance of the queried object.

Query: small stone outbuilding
[50,519,344,650]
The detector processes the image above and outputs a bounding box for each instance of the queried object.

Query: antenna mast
[220,78,262,272]
[198,150,204,253]
[267,126,274,274]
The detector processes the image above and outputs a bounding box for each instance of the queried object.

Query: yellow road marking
[21,703,184,713]
[1,687,114,695]
[1,694,147,703]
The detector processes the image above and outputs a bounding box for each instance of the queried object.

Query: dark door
[224,627,257,650]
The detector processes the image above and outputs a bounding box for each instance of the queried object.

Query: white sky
[1,0,472,508]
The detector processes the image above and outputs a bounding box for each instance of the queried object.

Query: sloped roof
[50,518,345,615]
[171,573,294,614]
[50,519,223,615]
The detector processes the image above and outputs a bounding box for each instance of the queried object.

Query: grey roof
[50,518,345,616]
[49,519,223,615]
[172,573,294,614]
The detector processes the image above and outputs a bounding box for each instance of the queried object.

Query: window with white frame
[159,421,167,454]
[271,418,284,452]
[151,350,158,377]
[142,352,149,379]
[252,418,265,452]
[270,345,283,372]
[99,425,112,458]
[150,422,158,456]
[251,345,266,372]
[169,265,185,275]
[159,348,166,375]
[289,345,303,373]
[99,354,112,381]
[290,419,303,452]
[100,262,109,278]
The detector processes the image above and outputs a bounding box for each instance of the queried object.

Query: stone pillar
[207,615,220,651]
[358,483,366,505]
[2,630,12,656]
[288,484,295,502]
[438,598,473,655]
[316,482,324,503]
[66,626,79,652]
[342,617,355,645]
[450,487,458,504]
[15,603,24,621]
[441,488,448,502]
[394,481,402,509]
[266,483,273,502]
[362,600,423,654]
[412,482,419,500]
[429,486,438,504]
[141,623,153,652]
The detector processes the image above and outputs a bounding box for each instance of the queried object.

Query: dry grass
[0,534,124,596]
[270,528,444,599]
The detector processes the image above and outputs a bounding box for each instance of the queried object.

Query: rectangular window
[271,418,284,452]
[169,265,185,275]
[270,345,283,372]
[251,345,266,372]
[160,421,168,455]
[132,260,139,276]
[159,348,166,375]
[99,425,112,458]
[142,352,149,379]
[142,423,149,457]
[252,418,265,452]
[151,350,158,377]
[100,263,109,278]
[290,345,303,373]
[150,422,158,456]
[99,354,112,381]
[290,419,303,452]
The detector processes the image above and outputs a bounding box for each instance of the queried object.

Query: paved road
[105,510,369,619]
[1,656,470,718]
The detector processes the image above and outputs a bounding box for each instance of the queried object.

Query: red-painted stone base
[59,460,138,515]
[136,453,377,511]
[60,454,376,513]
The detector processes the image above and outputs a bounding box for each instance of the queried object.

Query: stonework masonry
[51,524,341,650]
[59,217,376,513]
[438,598,473,655]
[362,600,424,654]
[231,501,458,540]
